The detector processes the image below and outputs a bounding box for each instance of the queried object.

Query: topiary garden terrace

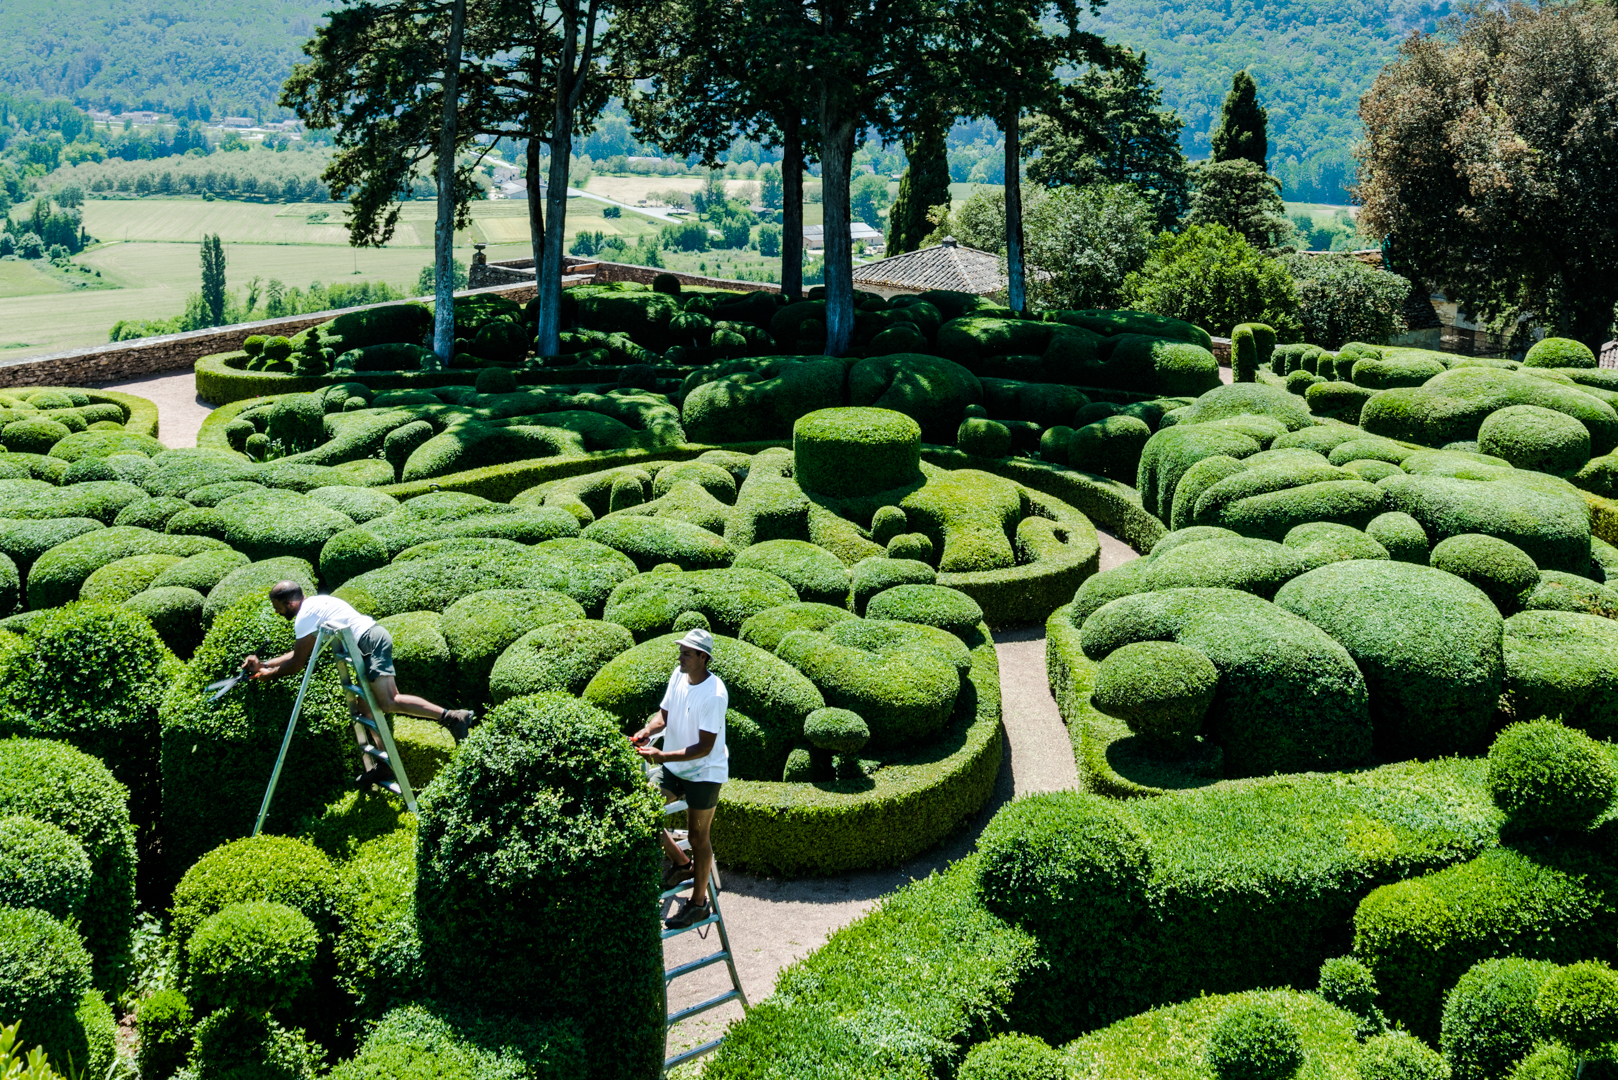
[0,271,1616,1079]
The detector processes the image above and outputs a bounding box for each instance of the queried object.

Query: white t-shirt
[292,594,376,643]
[660,667,729,784]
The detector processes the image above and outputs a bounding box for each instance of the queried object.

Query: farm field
[0,195,669,360]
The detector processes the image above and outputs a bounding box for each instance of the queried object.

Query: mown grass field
[0,195,667,359]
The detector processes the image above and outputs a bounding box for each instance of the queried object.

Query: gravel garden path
[107,369,1148,1066]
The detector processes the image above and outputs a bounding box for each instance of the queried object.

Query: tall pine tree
[1211,70,1267,168]
[199,234,226,327]
[887,108,952,254]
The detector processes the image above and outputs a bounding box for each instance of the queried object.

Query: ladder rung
[360,745,390,764]
[663,1037,725,1070]
[663,799,689,815]
[354,715,379,730]
[666,989,741,1026]
[662,910,720,939]
[342,684,367,696]
[665,950,729,983]
[381,780,402,796]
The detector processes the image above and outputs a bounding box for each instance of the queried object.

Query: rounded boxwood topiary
[185,1007,323,1080]
[1477,404,1592,475]
[115,495,193,531]
[774,621,960,750]
[305,486,398,525]
[1536,961,1618,1059]
[1092,639,1218,756]
[794,408,923,499]
[0,906,96,1075]
[737,602,855,653]
[320,528,391,591]
[0,814,90,923]
[123,586,208,659]
[202,556,319,627]
[956,1033,1069,1080]
[1441,957,1557,1080]
[602,567,797,640]
[489,619,635,703]
[802,707,870,754]
[440,588,586,701]
[186,900,320,1015]
[2,417,71,455]
[1524,337,1597,369]
[136,988,194,1080]
[1506,1043,1577,1079]
[415,693,665,1080]
[851,556,934,615]
[149,548,251,593]
[864,583,984,639]
[473,366,518,395]
[1069,414,1153,483]
[79,552,184,604]
[0,599,180,831]
[1366,511,1429,563]
[328,1001,585,1080]
[1430,533,1541,614]
[26,525,228,610]
[886,532,934,563]
[1486,720,1618,831]
[1501,610,1618,739]
[733,540,851,607]
[1357,1033,1448,1080]
[956,416,1011,458]
[1204,1000,1306,1080]
[1318,956,1382,1029]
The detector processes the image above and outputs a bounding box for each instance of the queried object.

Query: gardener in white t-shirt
[241,581,478,790]
[630,626,729,930]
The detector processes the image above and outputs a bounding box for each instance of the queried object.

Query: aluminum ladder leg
[659,797,747,1075]
[252,623,419,837]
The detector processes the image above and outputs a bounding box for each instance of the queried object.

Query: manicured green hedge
[27,526,227,610]
[329,1002,586,1080]
[489,619,635,703]
[0,907,112,1080]
[0,815,91,923]
[601,566,797,639]
[1478,403,1592,475]
[1440,957,1558,1080]
[414,693,665,1080]
[1353,843,1618,1042]
[1361,368,1618,453]
[794,407,923,499]
[439,588,585,701]
[1379,472,1591,574]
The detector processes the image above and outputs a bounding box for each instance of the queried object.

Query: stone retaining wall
[469,256,781,295]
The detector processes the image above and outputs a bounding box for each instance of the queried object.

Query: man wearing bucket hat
[630,626,729,929]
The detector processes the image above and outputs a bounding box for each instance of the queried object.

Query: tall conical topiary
[887,110,952,255]
[1211,70,1268,169]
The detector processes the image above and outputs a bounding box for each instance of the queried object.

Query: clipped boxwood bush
[136,988,194,1080]
[0,814,90,923]
[186,900,320,1014]
[488,619,635,703]
[1477,404,1592,475]
[414,693,665,1080]
[160,595,353,874]
[733,540,851,606]
[956,1033,1067,1080]
[328,1001,586,1080]
[1486,720,1618,831]
[1441,957,1557,1080]
[1501,610,1618,739]
[0,907,110,1080]
[602,566,797,640]
[794,407,923,499]
[124,585,207,658]
[27,526,227,610]
[440,588,585,701]
[863,582,984,638]
[1524,337,1597,369]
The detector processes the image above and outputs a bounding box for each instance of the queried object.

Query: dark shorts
[357,624,395,682]
[651,766,723,811]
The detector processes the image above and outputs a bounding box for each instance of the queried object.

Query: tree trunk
[525,133,546,280]
[1004,95,1025,312]
[431,0,467,363]
[536,54,578,356]
[819,103,858,356]
[780,107,804,303]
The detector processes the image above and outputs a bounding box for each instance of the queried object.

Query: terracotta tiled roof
[851,238,1005,296]
[1601,340,1618,368]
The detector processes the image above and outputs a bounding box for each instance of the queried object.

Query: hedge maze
[1,278,1616,1078]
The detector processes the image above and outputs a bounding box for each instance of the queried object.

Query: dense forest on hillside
[0,0,1453,202]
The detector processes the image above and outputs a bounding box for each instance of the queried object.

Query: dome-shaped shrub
[1486,721,1618,831]
[1505,1043,1577,1079]
[185,1007,322,1080]
[1204,1000,1305,1080]
[440,588,585,701]
[793,408,923,499]
[186,900,320,1014]
[0,814,91,923]
[136,988,194,1080]
[0,600,178,830]
[864,583,983,638]
[124,585,206,659]
[0,907,97,1075]
[1537,961,1618,1058]
[1366,511,1429,563]
[488,620,634,703]
[957,1033,1069,1080]
[415,692,664,1080]
[851,556,934,614]
[79,552,184,604]
[171,834,341,950]
[1357,1033,1448,1080]
[327,1001,585,1080]
[1523,337,1597,369]
[1441,956,1557,1080]
[957,416,1011,458]
[1477,404,1592,475]
[1069,414,1153,482]
[1431,533,1541,614]
[803,707,870,754]
[1092,639,1219,756]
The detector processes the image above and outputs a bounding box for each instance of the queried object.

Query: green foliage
[1501,611,1618,739]
[957,416,1011,458]
[170,834,340,955]
[1125,224,1302,345]
[167,489,358,565]
[1353,845,1618,1041]
[1429,533,1541,614]
[1441,957,1557,1080]
[186,900,320,1014]
[602,567,797,640]
[956,1033,1068,1080]
[1069,414,1152,481]
[0,738,135,974]
[488,620,635,703]
[794,408,923,500]
[1356,1033,1449,1080]
[327,1002,586,1080]
[1274,559,1504,761]
[1507,1043,1577,1080]
[0,599,179,827]
[1281,253,1412,349]
[0,907,94,1079]
[27,525,226,610]
[1022,184,1157,311]
[1378,472,1590,574]
[1092,639,1218,755]
[414,693,665,1080]
[1477,404,1592,475]
[160,596,352,873]
[440,588,585,701]
[1317,956,1382,1029]
[1536,961,1618,1058]
[732,540,850,606]
[1203,1001,1305,1080]
[1525,338,1597,370]
[0,815,90,924]
[137,989,194,1080]
[201,556,316,627]
[864,583,983,638]
[1362,368,1618,454]
[1486,721,1618,831]
[184,1007,322,1080]
[1211,70,1268,168]
[1189,158,1290,250]
[802,707,870,754]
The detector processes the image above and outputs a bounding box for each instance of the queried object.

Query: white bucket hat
[676,627,714,656]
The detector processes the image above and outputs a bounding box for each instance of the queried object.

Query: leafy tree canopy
[1022,183,1155,311]
[1211,69,1266,168]
[1124,222,1302,340]
[1187,158,1290,252]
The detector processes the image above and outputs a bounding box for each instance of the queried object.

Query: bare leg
[686,806,716,906]
[659,790,688,865]
[367,675,452,720]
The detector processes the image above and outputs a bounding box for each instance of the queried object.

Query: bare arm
[630,710,668,744]
[243,634,317,681]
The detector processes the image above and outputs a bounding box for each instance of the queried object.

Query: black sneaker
[662,859,696,889]
[664,899,712,930]
[442,708,477,743]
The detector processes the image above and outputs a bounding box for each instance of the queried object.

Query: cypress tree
[199,234,227,327]
[1211,70,1267,169]
[887,110,952,254]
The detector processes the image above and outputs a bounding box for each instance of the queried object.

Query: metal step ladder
[253,621,418,835]
[659,797,747,1076]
